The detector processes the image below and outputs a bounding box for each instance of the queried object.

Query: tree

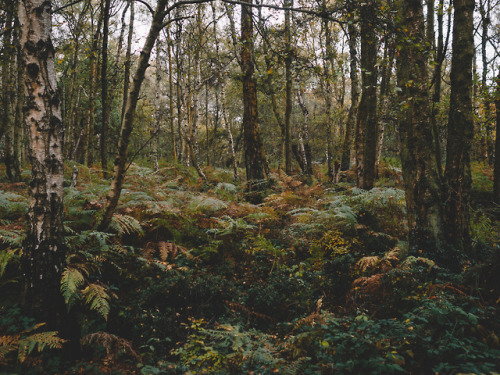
[18,0,66,322]
[443,0,475,252]
[396,0,445,255]
[340,8,358,171]
[240,0,267,194]
[99,0,189,230]
[355,0,379,189]
[493,70,500,203]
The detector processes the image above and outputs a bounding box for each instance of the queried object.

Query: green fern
[82,283,110,320]
[60,267,86,308]
[0,191,28,220]
[110,214,144,236]
[0,324,65,364]
[0,228,25,247]
[17,331,65,363]
[189,195,228,214]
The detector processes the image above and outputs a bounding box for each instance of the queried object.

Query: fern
[0,324,65,364]
[0,228,25,247]
[82,283,110,320]
[110,214,144,236]
[60,267,86,307]
[208,216,256,236]
[17,331,65,363]
[215,182,237,194]
[0,191,28,220]
[189,195,228,214]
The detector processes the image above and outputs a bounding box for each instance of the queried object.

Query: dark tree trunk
[19,0,66,324]
[3,3,15,180]
[284,0,293,174]
[493,70,500,203]
[241,0,267,193]
[443,0,475,252]
[355,0,379,190]
[100,0,111,177]
[397,0,445,256]
[341,15,358,171]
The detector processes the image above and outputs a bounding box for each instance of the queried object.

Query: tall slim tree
[443,0,475,251]
[240,0,267,193]
[355,0,379,189]
[396,0,445,254]
[492,70,500,203]
[341,9,359,171]
[18,0,66,321]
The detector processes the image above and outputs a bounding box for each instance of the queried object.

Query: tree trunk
[443,0,474,252]
[355,0,379,190]
[341,16,358,171]
[397,0,445,256]
[100,0,111,177]
[3,4,15,180]
[99,0,169,231]
[494,70,500,203]
[18,0,66,323]
[241,0,267,193]
[323,7,335,181]
[284,0,293,174]
[167,28,177,162]
[122,0,134,119]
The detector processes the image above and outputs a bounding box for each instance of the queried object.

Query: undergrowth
[0,162,499,374]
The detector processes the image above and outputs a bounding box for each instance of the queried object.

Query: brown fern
[225,301,276,323]
[81,331,141,363]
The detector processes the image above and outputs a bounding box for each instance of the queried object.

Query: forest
[1,0,500,373]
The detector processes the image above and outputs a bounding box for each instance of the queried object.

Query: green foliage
[0,323,65,364]
[110,214,144,237]
[0,192,28,220]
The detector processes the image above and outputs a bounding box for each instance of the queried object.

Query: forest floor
[1,161,500,374]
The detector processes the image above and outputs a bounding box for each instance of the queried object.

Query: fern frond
[0,228,25,247]
[81,331,141,362]
[60,267,85,307]
[17,331,65,363]
[189,195,228,214]
[82,283,110,320]
[110,214,144,236]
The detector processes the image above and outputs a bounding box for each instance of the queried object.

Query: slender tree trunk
[341,16,358,171]
[83,9,102,166]
[323,8,335,180]
[13,35,24,181]
[443,0,475,252]
[18,0,66,323]
[153,39,161,172]
[356,0,379,189]
[296,86,312,175]
[397,0,445,256]
[122,0,134,119]
[494,70,500,203]
[100,0,111,177]
[99,0,169,231]
[430,0,445,178]
[3,4,15,180]
[284,0,293,174]
[167,28,177,162]
[241,0,267,193]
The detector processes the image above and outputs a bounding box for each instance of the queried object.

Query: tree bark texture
[397,0,445,256]
[341,16,358,171]
[493,70,500,203]
[443,0,474,252]
[355,0,378,190]
[241,0,267,191]
[18,0,66,321]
